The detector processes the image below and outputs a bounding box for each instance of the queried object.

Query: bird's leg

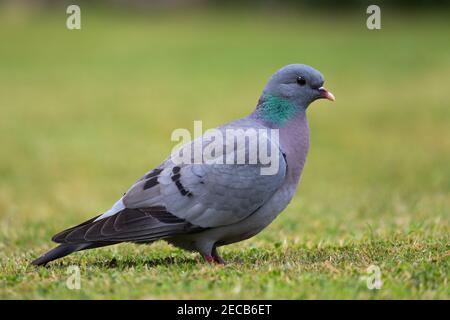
[212,247,226,265]
[203,255,215,264]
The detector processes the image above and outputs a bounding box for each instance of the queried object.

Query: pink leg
[203,255,215,264]
[212,247,226,265]
[213,255,225,264]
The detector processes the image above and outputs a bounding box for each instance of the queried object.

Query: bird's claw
[203,255,225,265]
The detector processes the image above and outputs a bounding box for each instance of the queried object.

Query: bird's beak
[318,87,335,101]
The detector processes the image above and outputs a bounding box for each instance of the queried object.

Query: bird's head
[257,64,335,125]
[263,64,335,106]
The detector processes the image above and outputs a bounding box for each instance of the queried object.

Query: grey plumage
[32,64,334,266]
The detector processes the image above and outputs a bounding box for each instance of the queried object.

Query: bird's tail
[31,243,90,266]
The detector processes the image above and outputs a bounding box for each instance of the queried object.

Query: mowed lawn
[0,8,449,299]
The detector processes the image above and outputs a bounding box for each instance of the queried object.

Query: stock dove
[32,64,335,266]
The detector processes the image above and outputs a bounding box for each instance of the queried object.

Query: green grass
[0,7,449,299]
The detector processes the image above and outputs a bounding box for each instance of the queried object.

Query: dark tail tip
[31,244,85,266]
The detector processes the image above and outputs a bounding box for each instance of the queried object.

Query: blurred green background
[0,1,449,299]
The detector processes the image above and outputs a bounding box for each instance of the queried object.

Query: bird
[32,64,335,266]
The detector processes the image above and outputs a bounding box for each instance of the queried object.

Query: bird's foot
[212,254,225,265]
[203,254,225,265]
[211,246,226,265]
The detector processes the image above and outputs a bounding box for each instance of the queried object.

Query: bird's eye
[296,76,306,86]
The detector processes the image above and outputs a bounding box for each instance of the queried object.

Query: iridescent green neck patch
[259,94,298,126]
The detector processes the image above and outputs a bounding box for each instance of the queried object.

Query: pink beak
[318,87,336,101]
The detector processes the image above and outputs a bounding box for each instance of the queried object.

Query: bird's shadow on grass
[83,253,282,269]
[45,254,258,270]
[39,245,346,270]
[95,255,200,269]
[38,256,198,270]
